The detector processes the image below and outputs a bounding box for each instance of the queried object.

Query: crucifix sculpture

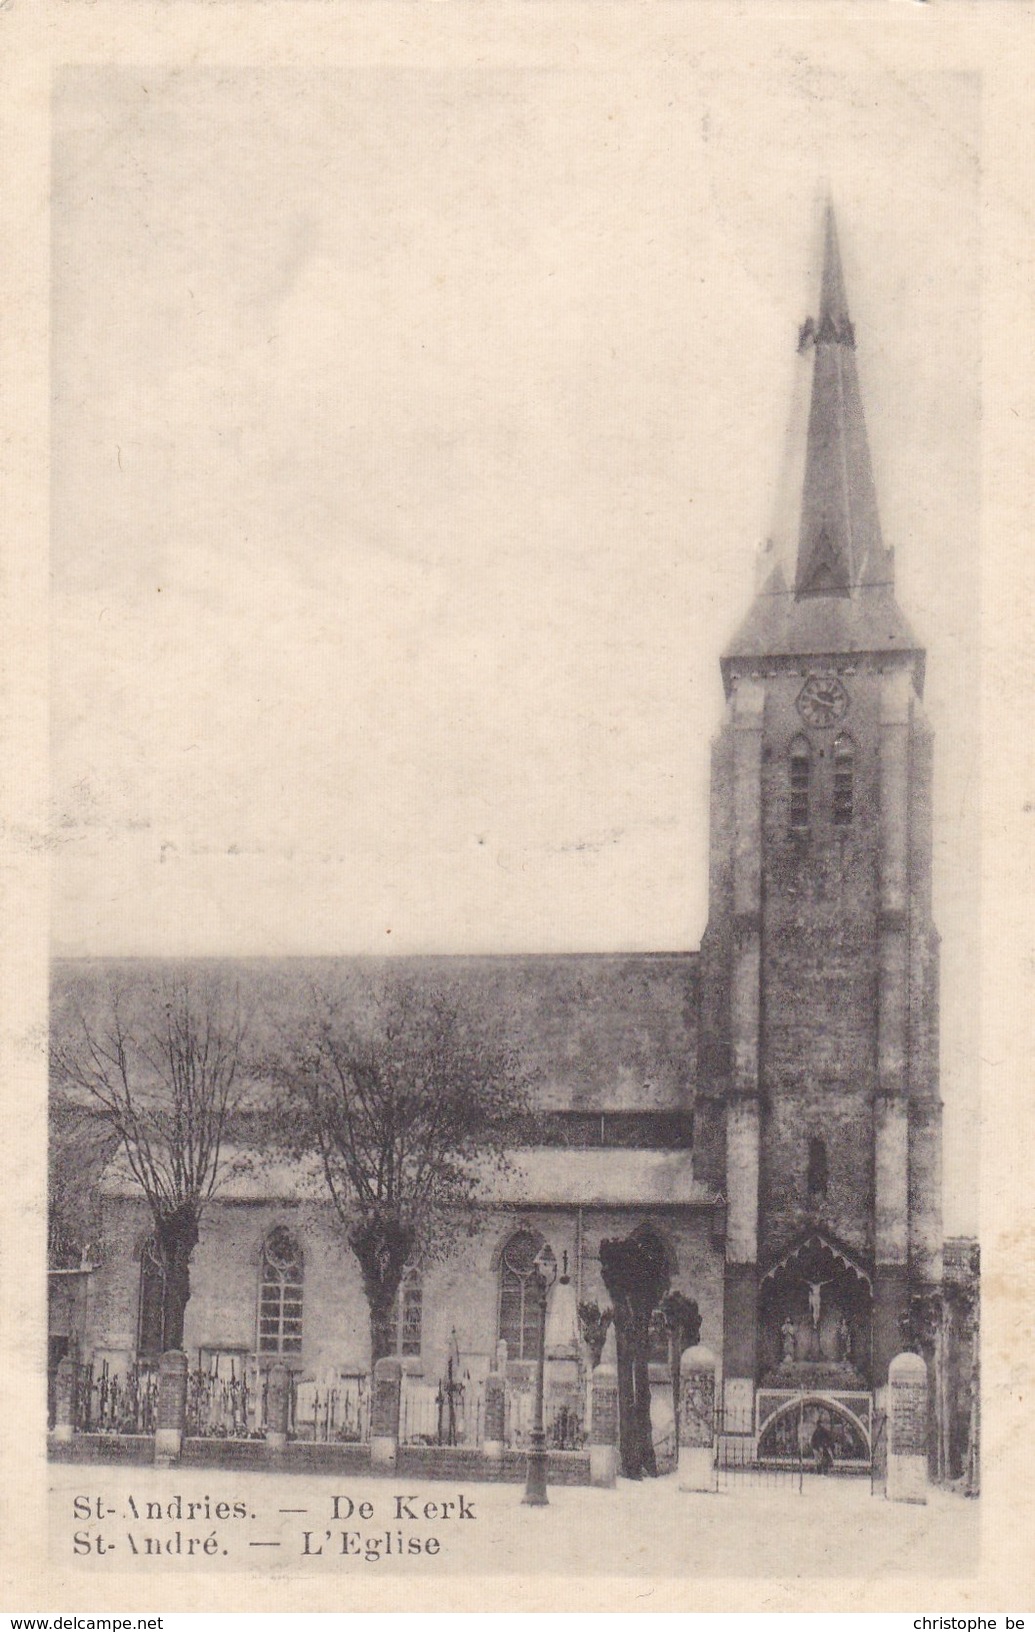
[804,1275,834,1329]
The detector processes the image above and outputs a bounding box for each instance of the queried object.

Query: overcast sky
[50,64,980,1229]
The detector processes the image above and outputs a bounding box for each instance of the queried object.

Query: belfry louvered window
[258,1228,304,1356]
[789,737,811,831]
[833,734,855,826]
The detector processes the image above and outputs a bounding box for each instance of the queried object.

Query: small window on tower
[833,734,854,826]
[789,737,811,831]
[807,1136,828,1202]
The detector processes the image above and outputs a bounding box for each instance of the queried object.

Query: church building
[52,208,945,1461]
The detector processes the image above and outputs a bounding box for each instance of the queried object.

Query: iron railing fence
[186,1363,260,1438]
[399,1375,482,1447]
[293,1376,370,1443]
[74,1360,160,1435]
[502,1384,588,1450]
[713,1391,877,1492]
[63,1356,594,1454]
[548,1401,586,1451]
[716,1403,806,1493]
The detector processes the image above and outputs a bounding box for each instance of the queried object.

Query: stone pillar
[723,677,764,1419]
[887,1350,929,1503]
[483,1370,505,1462]
[154,1350,188,1464]
[589,1362,619,1488]
[873,1087,910,1389]
[678,1345,717,1492]
[875,671,912,1392]
[873,1263,909,1396]
[52,1355,77,1442]
[265,1361,291,1450]
[879,671,911,916]
[909,1097,944,1285]
[723,1084,759,1423]
[370,1357,402,1467]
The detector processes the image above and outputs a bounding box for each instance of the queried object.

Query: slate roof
[52,950,699,1116]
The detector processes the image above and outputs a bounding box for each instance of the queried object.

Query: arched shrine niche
[758,1232,872,1388]
[756,1394,871,1467]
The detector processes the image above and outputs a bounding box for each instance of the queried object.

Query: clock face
[796,671,850,728]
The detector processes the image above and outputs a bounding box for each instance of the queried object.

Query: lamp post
[523,1245,557,1506]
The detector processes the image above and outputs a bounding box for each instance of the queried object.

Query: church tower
[698,208,942,1422]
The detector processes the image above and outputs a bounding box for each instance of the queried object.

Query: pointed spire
[815,203,854,349]
[794,202,889,599]
[721,204,924,696]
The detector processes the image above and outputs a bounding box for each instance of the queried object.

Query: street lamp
[522,1244,557,1506]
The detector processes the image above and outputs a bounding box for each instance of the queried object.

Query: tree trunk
[156,1208,200,1354]
[368,1289,397,1367]
[633,1342,657,1477]
[614,1319,641,1480]
[348,1212,414,1372]
[600,1230,670,1482]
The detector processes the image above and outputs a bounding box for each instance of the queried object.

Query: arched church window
[498,1230,555,1360]
[137,1233,168,1359]
[789,736,811,831]
[258,1228,304,1356]
[833,734,854,826]
[807,1136,828,1202]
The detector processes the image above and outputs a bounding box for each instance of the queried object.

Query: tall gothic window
[137,1234,167,1359]
[498,1230,555,1360]
[789,736,811,831]
[258,1228,304,1356]
[833,734,855,826]
[376,1266,424,1358]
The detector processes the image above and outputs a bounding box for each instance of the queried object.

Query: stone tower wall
[756,664,884,1262]
[701,654,942,1392]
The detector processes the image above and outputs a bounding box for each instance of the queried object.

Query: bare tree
[48,1091,114,1267]
[271,970,529,1367]
[50,971,249,1352]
